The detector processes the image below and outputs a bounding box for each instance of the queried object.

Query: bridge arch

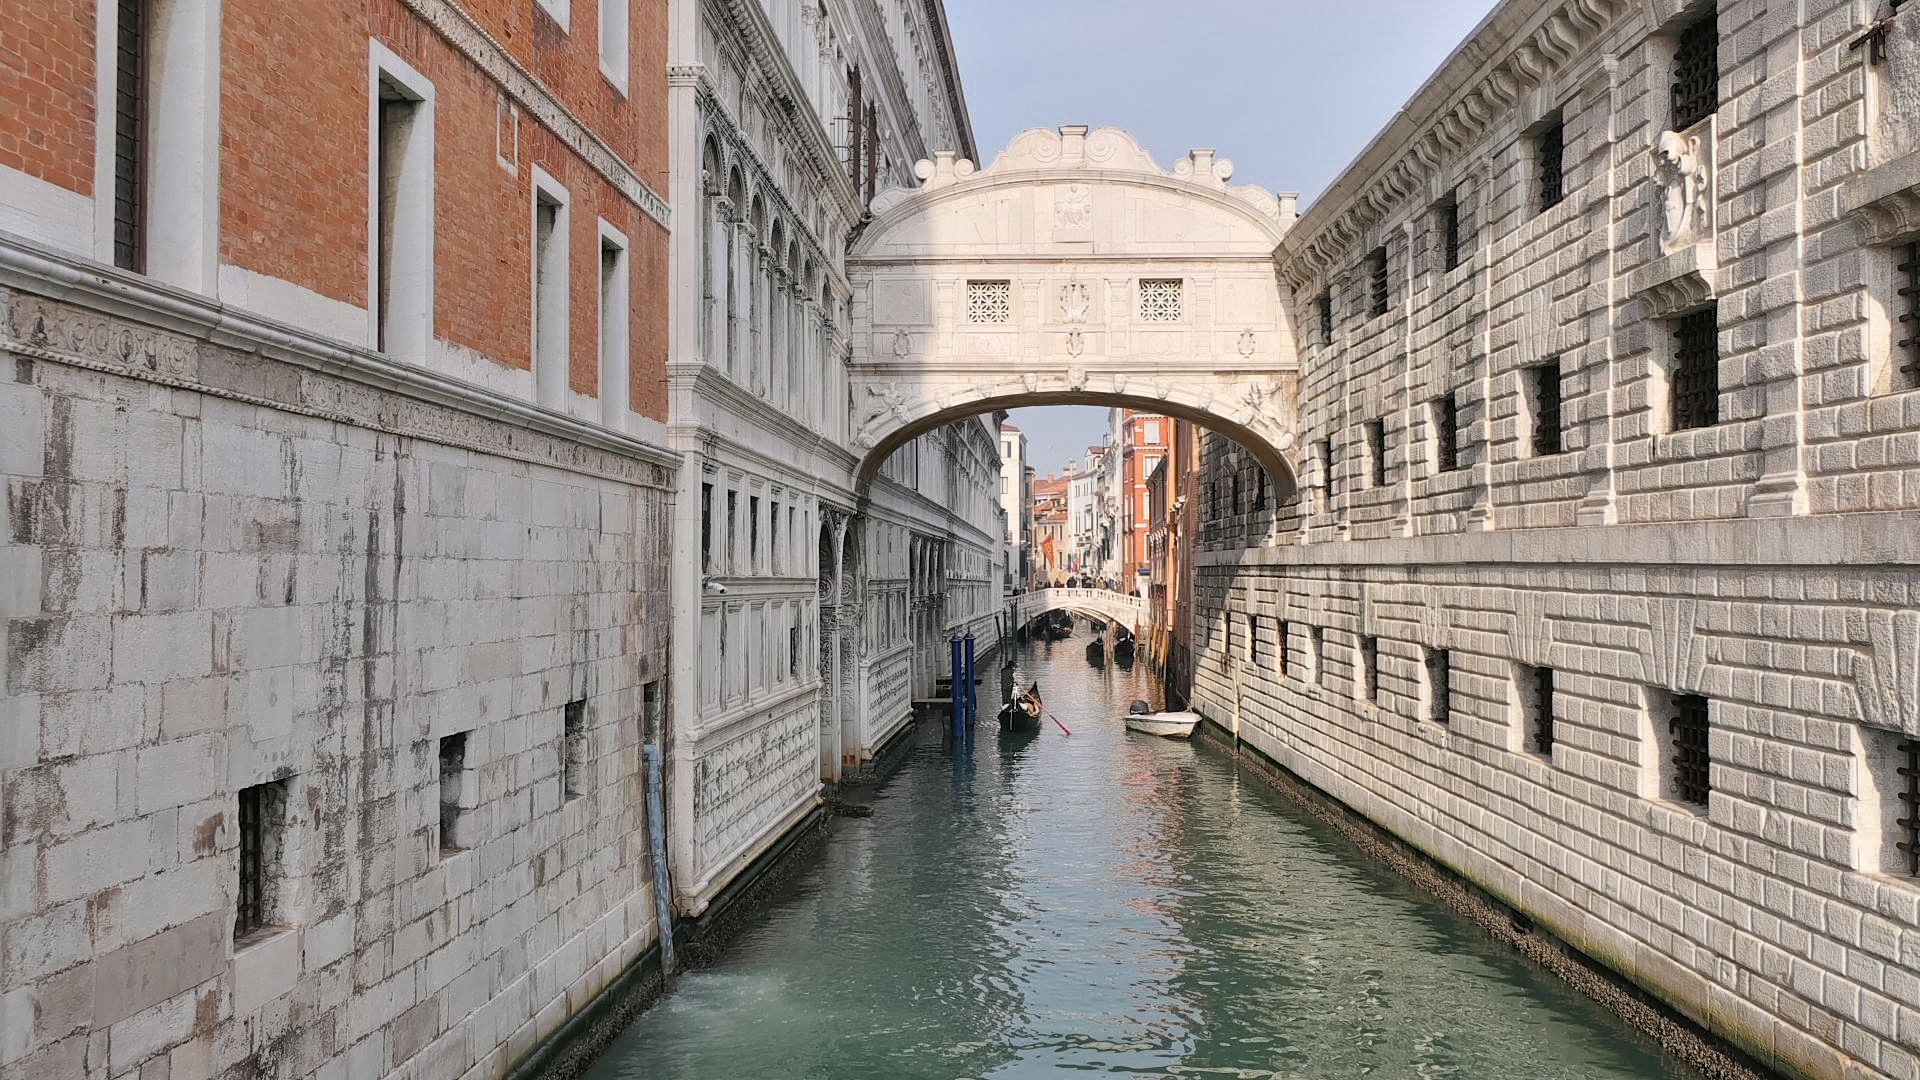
[847,125,1304,496]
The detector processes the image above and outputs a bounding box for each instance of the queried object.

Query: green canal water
[583,633,1705,1080]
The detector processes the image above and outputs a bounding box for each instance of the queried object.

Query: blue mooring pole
[949,636,964,743]
[963,633,977,729]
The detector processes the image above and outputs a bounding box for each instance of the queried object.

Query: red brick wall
[218,0,670,418]
[0,0,96,195]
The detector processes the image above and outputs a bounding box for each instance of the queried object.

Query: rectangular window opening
[439,732,469,855]
[598,233,628,425]
[770,501,783,575]
[1669,306,1720,431]
[1535,113,1566,213]
[1519,663,1556,757]
[1426,647,1451,725]
[1277,620,1290,679]
[1318,290,1334,343]
[113,0,147,272]
[1367,247,1389,317]
[1361,635,1380,703]
[790,625,802,679]
[1438,193,1462,272]
[235,777,289,943]
[726,490,739,572]
[563,700,586,801]
[1861,728,1920,876]
[1529,359,1564,456]
[1670,12,1719,131]
[1309,626,1326,687]
[1432,394,1461,472]
[749,495,761,573]
[373,77,426,355]
[599,0,629,89]
[1661,692,1711,807]
[1364,419,1387,488]
[1896,241,1920,390]
[533,183,569,408]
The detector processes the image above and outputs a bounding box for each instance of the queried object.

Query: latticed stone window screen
[1670,306,1719,430]
[1139,278,1183,322]
[1670,13,1719,131]
[966,280,1011,323]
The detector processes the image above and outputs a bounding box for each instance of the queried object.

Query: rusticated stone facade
[1191,1,1920,1077]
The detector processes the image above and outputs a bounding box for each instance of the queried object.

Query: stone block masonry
[1193,0,1920,1077]
[0,279,675,1080]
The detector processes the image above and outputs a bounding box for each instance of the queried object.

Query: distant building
[1117,410,1170,589]
[999,422,1030,591]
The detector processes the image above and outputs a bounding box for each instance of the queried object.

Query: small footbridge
[1014,587,1147,629]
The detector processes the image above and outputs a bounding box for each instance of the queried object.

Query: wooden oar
[1045,709,1072,735]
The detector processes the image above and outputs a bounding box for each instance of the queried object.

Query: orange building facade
[1117,409,1169,589]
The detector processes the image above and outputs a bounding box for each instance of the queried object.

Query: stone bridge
[1015,587,1147,629]
[845,126,1303,496]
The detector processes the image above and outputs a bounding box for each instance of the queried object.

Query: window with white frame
[967,280,1011,323]
[599,0,628,91]
[597,224,628,428]
[1139,279,1183,322]
[371,55,434,363]
[532,171,570,409]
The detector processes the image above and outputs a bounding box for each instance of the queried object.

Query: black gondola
[998,681,1044,733]
[1085,637,1105,666]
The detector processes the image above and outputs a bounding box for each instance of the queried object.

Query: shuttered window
[113,0,147,271]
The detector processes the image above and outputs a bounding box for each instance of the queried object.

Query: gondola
[1085,637,1105,666]
[998,682,1044,734]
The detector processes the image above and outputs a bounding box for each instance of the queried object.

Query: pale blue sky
[945,0,1497,472]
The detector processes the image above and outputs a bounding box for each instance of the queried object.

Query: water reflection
[583,626,1704,1080]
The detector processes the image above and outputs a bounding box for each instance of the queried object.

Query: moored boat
[1122,710,1200,739]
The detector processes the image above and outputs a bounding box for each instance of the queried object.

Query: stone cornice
[1196,508,1920,570]
[403,0,669,228]
[1276,0,1627,290]
[707,0,863,223]
[0,233,680,484]
[921,0,976,160]
[1843,148,1920,246]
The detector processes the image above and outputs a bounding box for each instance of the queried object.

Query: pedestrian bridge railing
[1014,588,1147,627]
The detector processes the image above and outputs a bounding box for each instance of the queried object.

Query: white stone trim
[90,0,116,263]
[144,0,222,294]
[0,167,92,260]
[367,40,437,365]
[216,264,368,347]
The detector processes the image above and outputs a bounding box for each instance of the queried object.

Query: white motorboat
[1122,710,1200,739]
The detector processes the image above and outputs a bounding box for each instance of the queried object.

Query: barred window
[967,280,1011,323]
[1431,393,1461,472]
[439,732,469,855]
[1360,635,1380,702]
[1364,419,1387,487]
[1665,693,1711,807]
[563,699,586,800]
[1893,734,1918,876]
[113,0,147,272]
[1437,194,1462,272]
[1670,306,1719,430]
[1139,278,1183,322]
[1318,290,1334,342]
[1315,438,1334,502]
[1670,12,1719,131]
[235,778,289,943]
[1426,647,1451,725]
[1277,620,1290,679]
[1535,114,1566,213]
[1367,246,1389,316]
[1529,360,1564,456]
[1519,663,1556,757]
[1897,241,1920,390]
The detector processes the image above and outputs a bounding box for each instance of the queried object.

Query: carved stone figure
[1060,281,1090,324]
[1654,129,1711,251]
[1055,184,1093,231]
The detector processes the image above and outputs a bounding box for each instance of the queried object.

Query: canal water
[584,630,1706,1080]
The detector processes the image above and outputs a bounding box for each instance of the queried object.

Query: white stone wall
[0,281,674,1080]
[1198,2,1920,1077]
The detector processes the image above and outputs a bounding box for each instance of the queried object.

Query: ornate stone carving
[1060,281,1091,324]
[1065,365,1088,390]
[1510,588,1553,668]
[1237,329,1256,357]
[1055,184,1093,231]
[1065,331,1084,358]
[1654,124,1712,252]
[891,331,911,358]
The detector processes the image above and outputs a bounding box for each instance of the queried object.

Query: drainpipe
[642,743,676,977]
